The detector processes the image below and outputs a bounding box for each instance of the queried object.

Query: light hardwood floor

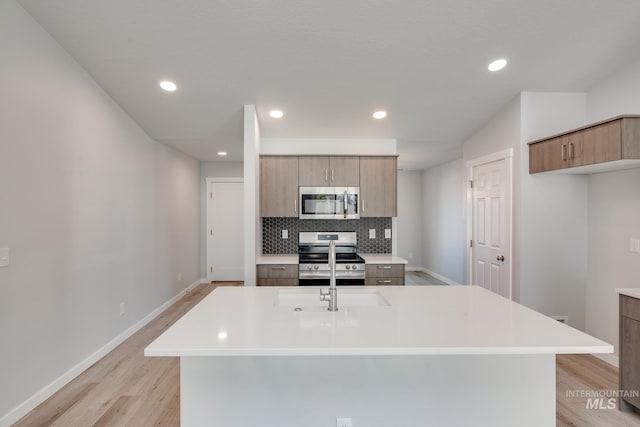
[14,282,640,427]
[405,270,448,286]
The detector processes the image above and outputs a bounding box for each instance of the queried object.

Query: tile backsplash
[262,217,392,254]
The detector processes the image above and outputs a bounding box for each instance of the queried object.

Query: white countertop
[256,255,298,264]
[145,286,612,357]
[359,254,408,264]
[616,288,640,299]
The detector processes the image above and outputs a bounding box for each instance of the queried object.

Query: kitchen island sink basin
[275,288,391,308]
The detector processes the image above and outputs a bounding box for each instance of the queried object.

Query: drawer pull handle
[378,280,392,283]
[272,266,286,270]
[378,266,392,269]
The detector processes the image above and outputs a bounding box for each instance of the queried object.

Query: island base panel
[181,354,555,427]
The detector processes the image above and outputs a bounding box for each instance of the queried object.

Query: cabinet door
[621,316,640,408]
[260,156,299,217]
[298,157,330,186]
[582,120,622,165]
[567,131,584,168]
[529,136,569,173]
[329,157,360,186]
[359,157,397,217]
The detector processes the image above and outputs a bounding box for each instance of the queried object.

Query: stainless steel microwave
[299,187,359,219]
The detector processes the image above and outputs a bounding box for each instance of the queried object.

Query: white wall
[396,171,423,268]
[0,0,200,422]
[421,160,465,284]
[199,162,243,278]
[519,92,588,330]
[243,106,261,286]
[584,55,640,356]
[261,138,396,155]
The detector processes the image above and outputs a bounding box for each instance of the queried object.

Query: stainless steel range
[298,232,365,286]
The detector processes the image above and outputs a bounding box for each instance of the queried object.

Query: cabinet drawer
[621,295,640,322]
[256,264,298,279]
[257,278,298,286]
[365,264,404,278]
[365,277,404,286]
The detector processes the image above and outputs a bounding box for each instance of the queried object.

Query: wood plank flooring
[405,270,448,286]
[14,282,640,427]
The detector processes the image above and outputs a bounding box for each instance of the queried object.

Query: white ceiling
[17,0,640,169]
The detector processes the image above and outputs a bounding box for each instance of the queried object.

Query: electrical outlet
[119,302,126,316]
[178,272,182,281]
[630,238,640,254]
[282,230,288,239]
[337,418,352,427]
[384,228,391,239]
[369,229,375,239]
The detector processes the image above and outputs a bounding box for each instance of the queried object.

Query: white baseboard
[591,352,619,368]
[405,266,426,272]
[0,278,202,427]
[200,277,210,284]
[421,267,462,286]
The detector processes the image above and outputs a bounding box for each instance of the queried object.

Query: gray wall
[397,171,424,268]
[199,162,243,278]
[585,55,640,356]
[0,0,200,419]
[421,160,464,284]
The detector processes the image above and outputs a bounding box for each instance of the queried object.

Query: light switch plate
[369,229,375,239]
[630,238,640,254]
[337,418,352,427]
[384,228,391,239]
[0,248,9,268]
[282,230,288,239]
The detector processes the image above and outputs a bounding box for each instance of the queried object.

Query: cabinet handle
[361,199,365,213]
[271,266,286,270]
[569,142,575,160]
[378,266,392,269]
[294,199,297,213]
[561,144,567,161]
[378,280,392,283]
[324,169,328,182]
[331,169,335,182]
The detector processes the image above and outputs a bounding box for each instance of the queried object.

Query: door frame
[465,148,513,299]
[206,177,244,282]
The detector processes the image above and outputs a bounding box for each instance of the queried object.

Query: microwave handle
[343,190,347,218]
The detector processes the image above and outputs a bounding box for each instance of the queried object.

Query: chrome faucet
[320,240,338,311]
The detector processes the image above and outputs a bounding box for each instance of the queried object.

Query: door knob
[497,255,505,262]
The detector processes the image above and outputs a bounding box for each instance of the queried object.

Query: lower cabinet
[365,264,405,285]
[620,294,640,411]
[256,264,298,286]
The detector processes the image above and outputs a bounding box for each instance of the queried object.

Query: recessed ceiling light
[488,59,507,72]
[373,110,387,119]
[269,110,284,119]
[159,80,177,92]
[217,151,228,156]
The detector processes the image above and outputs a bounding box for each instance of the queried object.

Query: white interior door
[470,157,511,298]
[207,180,244,282]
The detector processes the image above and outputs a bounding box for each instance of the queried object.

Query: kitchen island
[145,286,612,427]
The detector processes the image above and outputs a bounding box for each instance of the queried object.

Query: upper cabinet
[260,156,299,217]
[529,116,640,174]
[359,156,398,217]
[298,156,359,186]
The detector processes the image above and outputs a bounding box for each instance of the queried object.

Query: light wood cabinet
[529,116,640,174]
[256,264,298,286]
[298,156,359,186]
[359,156,397,217]
[365,264,405,285]
[620,294,640,411]
[260,156,299,217]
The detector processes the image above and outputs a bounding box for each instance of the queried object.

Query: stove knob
[307,265,312,270]
[314,265,319,270]
[346,265,351,270]
[352,265,358,270]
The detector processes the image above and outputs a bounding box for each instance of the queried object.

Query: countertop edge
[145,344,614,358]
[616,288,640,299]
